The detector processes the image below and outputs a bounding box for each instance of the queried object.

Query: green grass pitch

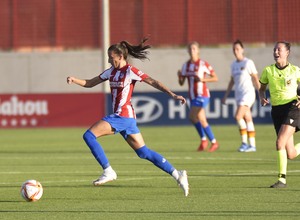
[1,125,300,220]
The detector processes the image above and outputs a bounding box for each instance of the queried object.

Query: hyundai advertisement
[106,91,272,126]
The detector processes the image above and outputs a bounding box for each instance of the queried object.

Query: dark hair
[108,37,151,60]
[276,41,291,51]
[233,39,244,48]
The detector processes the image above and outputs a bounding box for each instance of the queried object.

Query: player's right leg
[235,105,250,152]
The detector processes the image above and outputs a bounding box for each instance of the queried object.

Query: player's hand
[67,76,75,84]
[194,75,202,82]
[221,97,226,105]
[260,98,269,106]
[295,99,300,108]
[177,70,182,77]
[173,95,186,105]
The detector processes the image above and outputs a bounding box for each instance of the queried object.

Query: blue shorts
[190,97,210,108]
[102,114,140,139]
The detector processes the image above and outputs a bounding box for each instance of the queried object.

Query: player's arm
[67,76,104,88]
[222,77,234,104]
[143,76,186,104]
[177,70,186,86]
[251,73,261,90]
[259,83,269,106]
[201,72,218,82]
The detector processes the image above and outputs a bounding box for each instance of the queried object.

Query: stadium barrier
[0,91,272,128]
[0,93,105,128]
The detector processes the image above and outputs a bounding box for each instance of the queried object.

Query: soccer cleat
[244,145,256,152]
[238,143,248,152]
[177,170,189,196]
[93,169,117,186]
[197,140,208,151]
[270,180,287,188]
[208,142,219,152]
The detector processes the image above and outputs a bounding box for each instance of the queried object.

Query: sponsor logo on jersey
[110,81,124,88]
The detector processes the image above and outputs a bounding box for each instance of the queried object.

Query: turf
[1,125,300,220]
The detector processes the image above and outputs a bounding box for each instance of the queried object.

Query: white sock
[172,169,179,180]
[104,166,113,173]
[247,121,256,147]
[238,119,247,144]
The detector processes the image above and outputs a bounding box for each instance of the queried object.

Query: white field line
[2,170,300,186]
[0,177,156,185]
[0,169,284,175]
[0,156,276,161]
[1,156,299,185]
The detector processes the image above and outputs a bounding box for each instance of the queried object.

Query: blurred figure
[222,40,260,152]
[178,41,219,152]
[67,38,189,196]
[259,41,300,188]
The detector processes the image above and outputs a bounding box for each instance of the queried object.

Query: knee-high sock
[203,125,215,142]
[247,121,256,147]
[277,149,287,184]
[83,130,110,169]
[135,146,175,175]
[238,119,247,144]
[194,122,206,140]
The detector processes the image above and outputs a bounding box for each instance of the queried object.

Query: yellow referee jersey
[260,63,300,106]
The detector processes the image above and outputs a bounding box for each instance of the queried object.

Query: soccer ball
[20,180,43,202]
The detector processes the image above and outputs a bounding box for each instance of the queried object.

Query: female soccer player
[259,41,300,188]
[67,38,189,196]
[177,41,219,152]
[222,40,260,152]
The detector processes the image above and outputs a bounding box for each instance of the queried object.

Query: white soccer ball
[20,180,43,202]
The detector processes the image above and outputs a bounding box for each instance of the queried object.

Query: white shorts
[236,93,255,107]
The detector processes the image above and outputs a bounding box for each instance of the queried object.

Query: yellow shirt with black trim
[260,63,300,106]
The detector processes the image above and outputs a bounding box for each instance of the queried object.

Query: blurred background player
[67,38,189,196]
[177,41,219,152]
[222,40,260,152]
[259,41,300,188]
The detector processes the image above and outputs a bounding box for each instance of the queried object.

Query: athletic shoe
[197,140,208,151]
[238,143,248,152]
[93,169,117,186]
[177,170,189,197]
[270,180,287,188]
[244,146,256,152]
[208,142,219,152]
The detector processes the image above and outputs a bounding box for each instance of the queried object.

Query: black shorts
[271,100,300,135]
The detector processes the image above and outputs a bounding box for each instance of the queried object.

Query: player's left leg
[271,124,295,188]
[189,106,208,151]
[197,108,218,152]
[126,133,189,196]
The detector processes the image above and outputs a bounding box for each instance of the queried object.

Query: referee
[259,41,300,188]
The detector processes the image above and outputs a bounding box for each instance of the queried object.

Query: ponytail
[108,37,151,61]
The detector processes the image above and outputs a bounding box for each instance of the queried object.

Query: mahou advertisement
[0,93,105,128]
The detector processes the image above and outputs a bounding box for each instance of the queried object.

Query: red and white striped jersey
[180,59,215,99]
[99,64,149,118]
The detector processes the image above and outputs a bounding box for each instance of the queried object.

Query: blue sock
[204,125,215,141]
[135,146,175,175]
[83,130,110,169]
[194,122,206,139]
